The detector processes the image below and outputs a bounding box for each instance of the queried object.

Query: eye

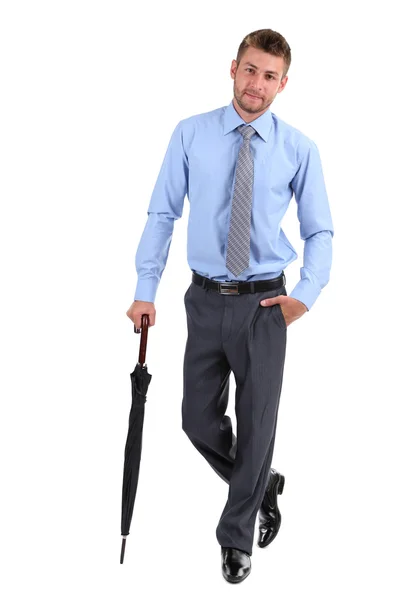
[245,68,254,73]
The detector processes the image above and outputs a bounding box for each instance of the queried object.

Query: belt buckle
[218,282,240,295]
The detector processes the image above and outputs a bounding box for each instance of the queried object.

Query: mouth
[245,92,261,100]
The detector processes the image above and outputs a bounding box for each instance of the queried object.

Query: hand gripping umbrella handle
[134,314,149,367]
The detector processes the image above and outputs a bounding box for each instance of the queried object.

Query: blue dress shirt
[134,100,334,310]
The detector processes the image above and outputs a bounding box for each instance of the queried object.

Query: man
[126,28,334,583]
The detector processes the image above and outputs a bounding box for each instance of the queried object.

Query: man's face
[230,46,288,118]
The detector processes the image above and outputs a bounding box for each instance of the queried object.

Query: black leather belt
[192,271,286,295]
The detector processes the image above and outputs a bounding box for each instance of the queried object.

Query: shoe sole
[222,569,251,584]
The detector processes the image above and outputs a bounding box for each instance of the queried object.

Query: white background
[1,0,399,597]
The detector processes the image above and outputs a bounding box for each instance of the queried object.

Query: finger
[260,295,285,307]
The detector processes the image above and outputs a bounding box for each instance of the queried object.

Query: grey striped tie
[225,124,257,277]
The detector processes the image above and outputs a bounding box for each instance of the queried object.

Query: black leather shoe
[221,547,251,583]
[258,468,285,548]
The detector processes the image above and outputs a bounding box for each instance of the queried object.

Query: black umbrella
[120,313,152,564]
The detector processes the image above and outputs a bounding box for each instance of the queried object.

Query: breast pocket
[257,154,297,189]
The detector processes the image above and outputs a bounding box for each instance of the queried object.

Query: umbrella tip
[120,536,127,564]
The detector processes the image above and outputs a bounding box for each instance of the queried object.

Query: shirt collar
[223,99,272,143]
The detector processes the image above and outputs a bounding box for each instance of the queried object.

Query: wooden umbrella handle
[135,314,149,366]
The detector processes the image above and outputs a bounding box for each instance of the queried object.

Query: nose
[251,72,264,91]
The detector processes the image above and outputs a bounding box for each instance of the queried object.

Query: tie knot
[238,124,256,141]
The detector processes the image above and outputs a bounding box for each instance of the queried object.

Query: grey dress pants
[181,276,287,556]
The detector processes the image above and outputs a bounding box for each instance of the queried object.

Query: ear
[230,59,237,80]
[278,75,288,93]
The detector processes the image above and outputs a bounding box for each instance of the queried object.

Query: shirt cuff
[289,278,321,311]
[134,277,159,304]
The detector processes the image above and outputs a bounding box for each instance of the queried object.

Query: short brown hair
[236,29,291,79]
